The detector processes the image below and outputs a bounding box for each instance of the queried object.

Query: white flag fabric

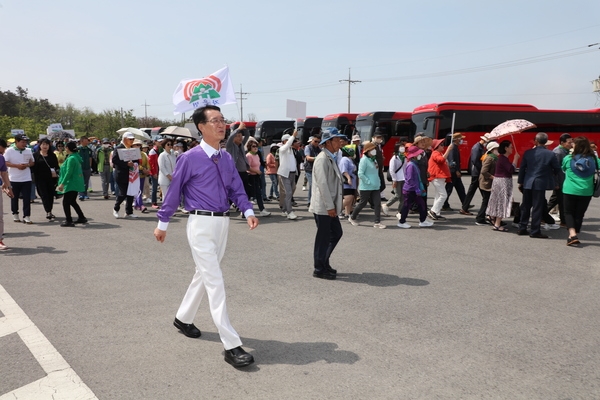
[172,66,236,115]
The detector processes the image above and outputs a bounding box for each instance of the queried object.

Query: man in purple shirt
[154,105,259,368]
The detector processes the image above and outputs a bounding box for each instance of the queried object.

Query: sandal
[567,236,580,246]
[492,225,508,232]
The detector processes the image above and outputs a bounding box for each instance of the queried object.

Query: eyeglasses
[205,118,226,125]
[250,145,258,148]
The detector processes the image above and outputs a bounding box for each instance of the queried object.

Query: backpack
[570,154,595,178]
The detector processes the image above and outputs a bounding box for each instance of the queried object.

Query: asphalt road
[1,174,600,399]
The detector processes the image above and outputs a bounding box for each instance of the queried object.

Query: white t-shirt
[4,146,34,182]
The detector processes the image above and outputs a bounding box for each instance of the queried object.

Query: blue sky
[1,0,599,123]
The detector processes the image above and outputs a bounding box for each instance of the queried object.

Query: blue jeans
[268,174,279,198]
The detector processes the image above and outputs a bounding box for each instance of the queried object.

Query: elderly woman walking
[486,140,519,231]
[348,142,386,229]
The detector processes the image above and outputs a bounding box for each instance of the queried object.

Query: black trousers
[461,175,479,212]
[248,174,265,211]
[476,190,491,223]
[114,181,134,215]
[444,172,466,208]
[563,193,592,234]
[62,191,85,222]
[10,180,32,217]
[547,187,565,224]
[519,189,546,235]
[36,178,56,213]
[313,214,343,273]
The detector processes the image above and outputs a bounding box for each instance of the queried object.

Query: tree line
[0,87,179,140]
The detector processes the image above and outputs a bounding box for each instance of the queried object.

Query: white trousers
[176,214,242,350]
[430,178,448,214]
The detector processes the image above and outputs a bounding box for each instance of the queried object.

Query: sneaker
[475,220,489,226]
[281,211,288,217]
[397,222,411,229]
[23,216,32,224]
[180,209,190,214]
[13,214,20,223]
[427,210,439,220]
[381,204,390,217]
[512,222,520,228]
[125,213,139,218]
[0,240,7,250]
[259,210,272,217]
[348,217,359,226]
[84,195,90,200]
[151,203,159,209]
[287,211,298,220]
[373,223,387,229]
[543,223,560,230]
[419,220,434,227]
[113,210,120,219]
[78,196,85,201]
[302,186,307,191]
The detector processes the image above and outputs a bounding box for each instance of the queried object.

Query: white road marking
[0,284,98,399]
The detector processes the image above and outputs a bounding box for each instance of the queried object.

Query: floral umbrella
[488,119,536,140]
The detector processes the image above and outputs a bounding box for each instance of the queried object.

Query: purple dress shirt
[157,141,253,230]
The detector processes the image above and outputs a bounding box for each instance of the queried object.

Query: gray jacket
[226,128,250,172]
[308,150,343,215]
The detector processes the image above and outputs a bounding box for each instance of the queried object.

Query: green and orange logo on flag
[172,66,236,115]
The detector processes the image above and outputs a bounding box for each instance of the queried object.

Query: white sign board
[117,148,142,162]
[11,129,24,136]
[286,99,306,120]
[47,123,64,135]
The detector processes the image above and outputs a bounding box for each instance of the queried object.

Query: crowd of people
[0,124,599,253]
[1,107,599,368]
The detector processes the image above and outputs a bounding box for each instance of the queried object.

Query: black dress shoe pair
[313,271,336,280]
[530,232,549,239]
[173,318,201,338]
[224,346,254,368]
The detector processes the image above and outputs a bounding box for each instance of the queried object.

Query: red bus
[412,102,600,170]
[321,113,359,139]
[355,111,415,163]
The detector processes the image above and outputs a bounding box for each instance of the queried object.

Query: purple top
[0,154,6,172]
[157,142,253,228]
[494,154,515,178]
[403,161,422,194]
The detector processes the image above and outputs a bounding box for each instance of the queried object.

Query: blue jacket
[517,146,561,190]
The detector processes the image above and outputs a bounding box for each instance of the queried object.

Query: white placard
[286,99,306,120]
[117,148,142,162]
[47,123,63,135]
[11,129,24,136]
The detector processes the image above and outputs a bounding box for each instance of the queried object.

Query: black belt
[189,210,230,217]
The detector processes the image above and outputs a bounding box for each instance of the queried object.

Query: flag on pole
[172,66,236,115]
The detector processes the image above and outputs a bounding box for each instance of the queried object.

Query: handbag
[593,172,600,198]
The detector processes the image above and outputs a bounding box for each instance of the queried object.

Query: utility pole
[339,68,361,113]
[235,84,250,121]
[141,100,150,126]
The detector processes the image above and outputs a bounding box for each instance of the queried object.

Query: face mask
[103,144,110,148]
[369,150,377,156]
[398,146,405,153]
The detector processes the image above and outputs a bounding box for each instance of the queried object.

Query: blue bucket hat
[320,127,347,145]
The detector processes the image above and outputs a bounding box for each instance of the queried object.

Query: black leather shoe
[313,271,336,280]
[173,318,201,338]
[60,221,75,227]
[517,229,530,236]
[530,232,549,239]
[75,218,88,224]
[327,267,337,275]
[224,346,254,368]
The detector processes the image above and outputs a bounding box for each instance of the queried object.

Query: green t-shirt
[561,154,600,196]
